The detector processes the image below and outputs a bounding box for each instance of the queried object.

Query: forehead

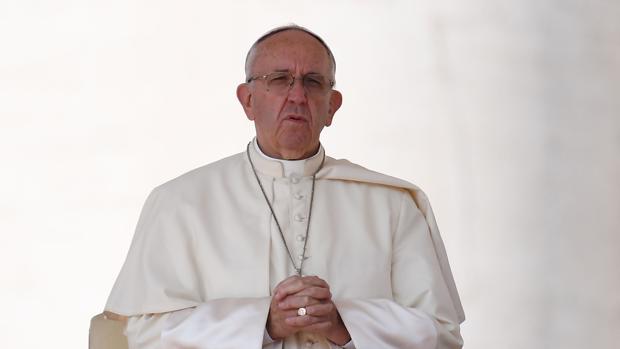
[251,30,332,74]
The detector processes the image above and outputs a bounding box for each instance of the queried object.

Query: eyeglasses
[246,71,335,96]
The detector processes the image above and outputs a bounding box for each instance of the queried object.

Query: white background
[1,1,618,348]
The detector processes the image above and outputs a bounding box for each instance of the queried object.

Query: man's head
[237,25,343,160]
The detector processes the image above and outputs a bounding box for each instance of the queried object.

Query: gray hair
[244,24,336,81]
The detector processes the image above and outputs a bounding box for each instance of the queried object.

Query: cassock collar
[248,137,325,178]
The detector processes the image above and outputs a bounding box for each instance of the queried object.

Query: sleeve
[328,339,356,349]
[124,297,272,349]
[341,340,356,349]
[262,328,277,347]
[334,191,463,349]
[106,186,205,315]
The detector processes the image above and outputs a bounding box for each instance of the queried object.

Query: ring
[297,307,307,316]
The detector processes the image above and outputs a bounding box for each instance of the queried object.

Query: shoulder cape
[105,153,465,324]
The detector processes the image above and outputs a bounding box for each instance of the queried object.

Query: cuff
[263,328,277,346]
[330,339,355,349]
[341,339,356,348]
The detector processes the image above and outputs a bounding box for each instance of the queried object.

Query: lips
[284,115,308,123]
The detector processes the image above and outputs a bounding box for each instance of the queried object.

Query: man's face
[237,30,342,160]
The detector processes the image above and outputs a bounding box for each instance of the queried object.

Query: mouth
[283,115,309,123]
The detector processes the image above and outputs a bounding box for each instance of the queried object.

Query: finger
[272,276,302,300]
[292,286,331,300]
[305,302,335,317]
[275,276,329,300]
[278,295,323,310]
[301,275,329,288]
[275,309,299,319]
[270,296,300,314]
[285,314,328,328]
[274,275,301,291]
[300,321,333,334]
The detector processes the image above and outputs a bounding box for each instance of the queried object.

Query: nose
[286,76,307,104]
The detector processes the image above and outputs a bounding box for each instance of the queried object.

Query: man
[105,25,465,348]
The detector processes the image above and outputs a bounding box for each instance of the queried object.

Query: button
[290,177,300,184]
[296,235,306,241]
[294,214,305,222]
[298,254,304,260]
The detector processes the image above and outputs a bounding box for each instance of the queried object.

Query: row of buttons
[287,177,309,265]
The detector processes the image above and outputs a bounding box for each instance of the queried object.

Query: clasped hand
[266,275,351,345]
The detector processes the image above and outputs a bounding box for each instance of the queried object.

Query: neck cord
[246,142,325,276]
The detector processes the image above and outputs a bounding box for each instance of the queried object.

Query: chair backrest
[89,313,128,349]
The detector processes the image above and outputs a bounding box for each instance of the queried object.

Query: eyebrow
[272,69,323,75]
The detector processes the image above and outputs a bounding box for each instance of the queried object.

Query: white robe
[105,141,465,348]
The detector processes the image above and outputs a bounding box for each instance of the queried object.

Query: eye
[304,75,324,88]
[268,73,291,86]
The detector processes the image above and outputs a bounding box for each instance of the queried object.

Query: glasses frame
[246,71,335,95]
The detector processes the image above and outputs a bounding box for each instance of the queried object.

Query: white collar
[250,138,324,178]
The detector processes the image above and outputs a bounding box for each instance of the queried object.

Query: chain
[246,142,325,276]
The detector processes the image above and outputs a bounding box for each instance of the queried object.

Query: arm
[335,191,463,349]
[108,188,274,348]
[124,297,273,349]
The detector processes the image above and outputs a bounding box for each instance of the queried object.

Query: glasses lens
[303,74,329,94]
[266,72,293,93]
[261,72,331,95]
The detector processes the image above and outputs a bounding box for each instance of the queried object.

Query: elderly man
[105,25,464,349]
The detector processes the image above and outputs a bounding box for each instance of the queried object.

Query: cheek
[253,99,280,125]
[309,101,331,125]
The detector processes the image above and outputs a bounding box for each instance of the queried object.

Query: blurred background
[1,0,618,348]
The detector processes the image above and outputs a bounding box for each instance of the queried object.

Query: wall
[1,1,618,348]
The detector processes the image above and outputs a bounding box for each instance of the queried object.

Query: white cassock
[105,139,465,349]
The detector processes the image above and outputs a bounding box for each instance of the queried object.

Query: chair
[89,312,128,349]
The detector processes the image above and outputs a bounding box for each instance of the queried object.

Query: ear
[236,83,254,120]
[325,89,342,127]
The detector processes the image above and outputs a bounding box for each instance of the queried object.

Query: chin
[277,130,312,147]
[277,135,316,156]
